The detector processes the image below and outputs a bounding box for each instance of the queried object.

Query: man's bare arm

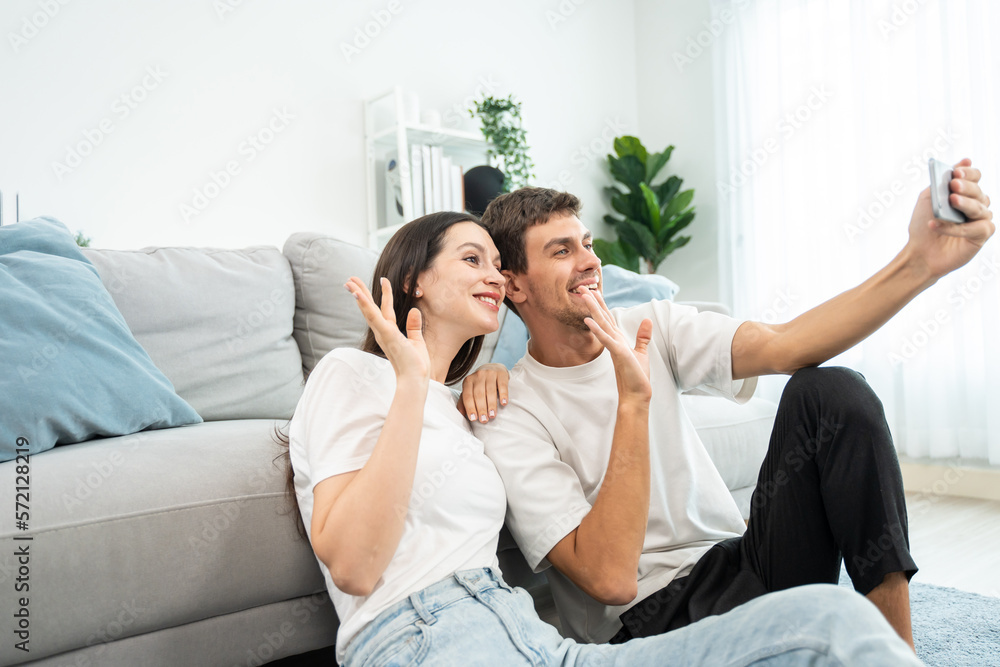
[546,401,650,605]
[732,251,934,378]
[545,289,652,606]
[732,160,993,379]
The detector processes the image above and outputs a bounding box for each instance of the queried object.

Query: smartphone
[928,158,968,223]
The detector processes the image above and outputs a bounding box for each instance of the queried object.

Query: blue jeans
[343,568,921,666]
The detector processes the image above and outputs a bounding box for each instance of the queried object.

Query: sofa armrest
[682,393,778,520]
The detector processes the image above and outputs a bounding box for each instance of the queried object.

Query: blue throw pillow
[0,217,202,462]
[491,264,680,369]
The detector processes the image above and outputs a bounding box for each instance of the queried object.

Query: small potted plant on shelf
[469,94,535,193]
[594,136,695,274]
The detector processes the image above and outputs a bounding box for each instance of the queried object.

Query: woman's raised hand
[581,288,652,405]
[345,276,430,382]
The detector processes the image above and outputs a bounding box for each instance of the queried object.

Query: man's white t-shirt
[289,348,507,663]
[473,300,756,643]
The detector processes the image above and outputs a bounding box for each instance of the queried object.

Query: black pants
[611,366,918,642]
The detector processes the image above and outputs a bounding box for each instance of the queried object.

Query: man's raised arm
[732,159,994,380]
[544,289,653,606]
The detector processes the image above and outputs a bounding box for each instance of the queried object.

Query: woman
[284,211,920,666]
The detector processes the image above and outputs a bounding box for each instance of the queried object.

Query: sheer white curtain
[713,0,1000,464]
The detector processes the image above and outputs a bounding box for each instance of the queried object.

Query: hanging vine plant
[469,95,535,192]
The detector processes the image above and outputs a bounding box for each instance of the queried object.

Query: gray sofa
[0,232,777,666]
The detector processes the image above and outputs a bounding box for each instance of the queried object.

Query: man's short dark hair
[481,187,582,274]
[480,187,582,316]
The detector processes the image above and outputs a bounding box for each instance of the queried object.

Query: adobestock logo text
[8,0,72,53]
[50,66,168,181]
[179,107,295,224]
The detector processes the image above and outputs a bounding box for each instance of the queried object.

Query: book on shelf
[390,145,469,224]
[440,156,453,214]
[420,145,433,215]
[450,163,464,212]
[410,144,425,218]
[429,146,444,213]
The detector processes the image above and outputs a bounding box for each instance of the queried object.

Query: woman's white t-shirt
[288,348,506,663]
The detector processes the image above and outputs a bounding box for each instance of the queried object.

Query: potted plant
[469,95,535,192]
[594,136,695,274]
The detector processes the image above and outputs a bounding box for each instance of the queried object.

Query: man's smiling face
[516,212,602,332]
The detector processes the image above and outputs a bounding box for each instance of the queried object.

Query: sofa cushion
[282,233,377,374]
[683,393,777,492]
[0,217,201,462]
[83,245,304,421]
[0,420,325,665]
[730,485,756,521]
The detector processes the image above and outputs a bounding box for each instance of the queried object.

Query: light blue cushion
[491,265,680,369]
[0,217,202,462]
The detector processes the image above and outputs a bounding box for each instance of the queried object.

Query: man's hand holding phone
[929,158,969,223]
[904,158,994,281]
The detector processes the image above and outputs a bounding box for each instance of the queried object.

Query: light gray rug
[838,569,1000,666]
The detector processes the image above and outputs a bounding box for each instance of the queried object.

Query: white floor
[905,492,1000,599]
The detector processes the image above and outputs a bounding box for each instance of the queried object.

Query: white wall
[633,0,721,303]
[0,0,639,252]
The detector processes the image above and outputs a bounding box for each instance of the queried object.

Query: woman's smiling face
[415,221,506,340]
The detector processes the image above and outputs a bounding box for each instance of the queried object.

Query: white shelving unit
[363,86,489,249]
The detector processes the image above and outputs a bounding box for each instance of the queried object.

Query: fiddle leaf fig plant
[469,94,535,192]
[594,136,695,274]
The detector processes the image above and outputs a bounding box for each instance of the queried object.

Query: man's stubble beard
[554,306,591,333]
[534,282,591,333]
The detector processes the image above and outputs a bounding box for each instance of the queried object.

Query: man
[471,162,993,651]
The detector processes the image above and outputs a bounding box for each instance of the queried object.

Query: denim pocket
[359,622,430,667]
